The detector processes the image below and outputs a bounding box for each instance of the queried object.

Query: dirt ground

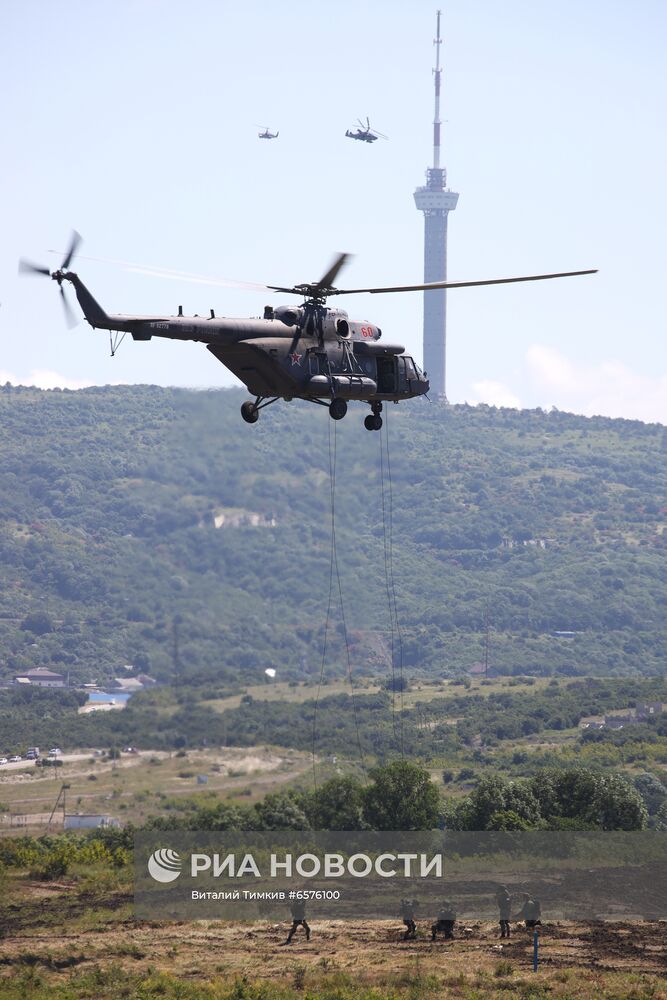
[1,881,666,995]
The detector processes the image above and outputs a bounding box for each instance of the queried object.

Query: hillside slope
[0,384,665,684]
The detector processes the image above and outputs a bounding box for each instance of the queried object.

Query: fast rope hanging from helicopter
[379,410,405,758]
[311,417,366,788]
[311,410,406,787]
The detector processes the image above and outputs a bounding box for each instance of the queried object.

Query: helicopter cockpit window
[403,357,417,380]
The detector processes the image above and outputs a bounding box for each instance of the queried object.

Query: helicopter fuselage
[62,272,429,424]
[345,129,378,143]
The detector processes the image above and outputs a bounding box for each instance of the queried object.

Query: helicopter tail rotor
[18,230,82,328]
[18,260,51,276]
[58,284,77,329]
[60,230,82,271]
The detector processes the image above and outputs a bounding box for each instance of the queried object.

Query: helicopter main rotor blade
[19,259,51,276]
[266,252,354,298]
[46,249,270,291]
[327,269,598,297]
[315,252,352,292]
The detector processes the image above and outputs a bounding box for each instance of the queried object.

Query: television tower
[413,10,459,400]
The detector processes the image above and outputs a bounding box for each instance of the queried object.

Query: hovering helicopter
[345,117,388,144]
[257,125,279,139]
[19,233,596,431]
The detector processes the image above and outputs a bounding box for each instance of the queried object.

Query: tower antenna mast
[414,10,459,401]
[433,8,442,172]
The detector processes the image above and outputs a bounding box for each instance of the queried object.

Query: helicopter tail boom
[64,273,116,330]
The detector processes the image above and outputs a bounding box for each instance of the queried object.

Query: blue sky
[3,0,666,422]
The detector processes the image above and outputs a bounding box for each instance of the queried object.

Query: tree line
[145,760,653,833]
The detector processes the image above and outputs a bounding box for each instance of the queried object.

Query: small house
[13,668,65,688]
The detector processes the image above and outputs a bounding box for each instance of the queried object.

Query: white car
[8,755,22,762]
[48,748,62,756]
[0,757,8,765]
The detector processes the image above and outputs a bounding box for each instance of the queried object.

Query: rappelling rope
[312,417,366,788]
[384,410,405,757]
[379,418,398,743]
[380,410,405,757]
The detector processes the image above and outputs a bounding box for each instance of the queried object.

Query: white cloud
[0,369,94,391]
[463,347,667,425]
[469,379,522,409]
[525,346,667,425]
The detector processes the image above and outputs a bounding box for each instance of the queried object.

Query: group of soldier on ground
[282,886,541,945]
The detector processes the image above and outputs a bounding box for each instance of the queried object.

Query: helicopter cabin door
[376,356,397,394]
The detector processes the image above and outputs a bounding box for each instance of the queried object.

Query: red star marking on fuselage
[289,352,303,366]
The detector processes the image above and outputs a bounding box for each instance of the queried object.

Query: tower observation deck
[413,10,458,400]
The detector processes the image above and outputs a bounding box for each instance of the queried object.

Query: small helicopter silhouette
[257,125,279,140]
[19,233,596,431]
[345,118,388,143]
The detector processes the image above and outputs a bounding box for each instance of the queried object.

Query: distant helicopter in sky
[19,232,597,432]
[345,118,388,143]
[257,125,279,140]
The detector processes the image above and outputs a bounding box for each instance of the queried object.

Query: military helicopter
[345,118,388,143]
[19,233,596,431]
[257,125,279,140]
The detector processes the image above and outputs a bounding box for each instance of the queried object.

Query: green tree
[653,800,667,831]
[486,809,532,831]
[529,768,601,825]
[529,767,647,830]
[596,773,648,831]
[253,791,310,831]
[20,610,54,635]
[362,761,441,831]
[303,776,368,831]
[450,775,541,831]
[633,772,667,816]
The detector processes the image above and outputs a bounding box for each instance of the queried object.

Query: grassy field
[0,747,311,829]
[202,675,553,714]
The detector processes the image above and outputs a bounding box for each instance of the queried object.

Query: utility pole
[47,782,70,830]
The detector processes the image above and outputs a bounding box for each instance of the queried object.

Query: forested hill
[1,383,666,687]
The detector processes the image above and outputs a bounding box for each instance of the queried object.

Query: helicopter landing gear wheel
[241,401,259,424]
[365,400,383,430]
[329,397,347,421]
